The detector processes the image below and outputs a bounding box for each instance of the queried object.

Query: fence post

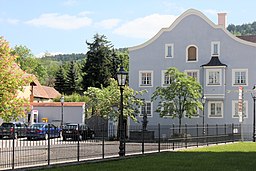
[206,124,209,146]
[232,123,234,143]
[216,124,218,145]
[102,123,105,159]
[196,124,198,147]
[77,124,80,162]
[185,124,187,148]
[158,123,160,152]
[172,124,175,150]
[12,125,15,170]
[47,124,50,166]
[142,125,144,154]
[224,124,227,144]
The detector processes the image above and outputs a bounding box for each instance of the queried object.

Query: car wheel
[63,136,67,141]
[27,137,32,140]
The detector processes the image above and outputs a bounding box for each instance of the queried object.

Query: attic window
[187,45,197,62]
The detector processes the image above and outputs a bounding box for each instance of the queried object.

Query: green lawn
[40,142,256,171]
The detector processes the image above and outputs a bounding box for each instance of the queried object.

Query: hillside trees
[0,37,32,122]
[227,21,256,35]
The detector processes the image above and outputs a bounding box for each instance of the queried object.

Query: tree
[54,65,67,94]
[84,78,146,121]
[151,67,203,133]
[81,34,121,91]
[66,61,78,94]
[0,37,32,122]
[12,45,48,84]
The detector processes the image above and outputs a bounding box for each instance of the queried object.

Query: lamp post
[60,95,64,127]
[201,95,206,135]
[251,85,256,142]
[117,66,128,157]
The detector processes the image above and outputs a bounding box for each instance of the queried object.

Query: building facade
[128,9,256,137]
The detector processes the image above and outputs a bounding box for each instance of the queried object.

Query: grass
[39,142,256,171]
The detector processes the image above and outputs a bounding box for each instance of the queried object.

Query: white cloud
[203,9,219,16]
[62,0,77,6]
[0,18,19,25]
[114,14,177,39]
[26,12,92,30]
[95,19,121,29]
[6,18,19,25]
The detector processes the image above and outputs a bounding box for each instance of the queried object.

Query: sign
[238,86,243,123]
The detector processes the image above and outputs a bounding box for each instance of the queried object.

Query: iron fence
[0,123,241,170]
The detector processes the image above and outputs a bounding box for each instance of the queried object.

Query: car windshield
[64,124,78,129]
[30,124,45,128]
[1,123,13,128]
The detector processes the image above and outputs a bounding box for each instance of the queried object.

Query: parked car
[26,123,61,140]
[0,122,28,139]
[62,123,95,141]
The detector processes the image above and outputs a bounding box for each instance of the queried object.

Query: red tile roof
[31,102,85,107]
[237,35,256,43]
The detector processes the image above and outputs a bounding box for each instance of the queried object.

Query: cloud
[95,19,121,29]
[0,18,19,25]
[203,9,219,16]
[26,12,92,30]
[62,0,77,6]
[114,14,177,39]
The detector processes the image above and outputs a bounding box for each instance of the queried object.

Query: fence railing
[0,124,241,170]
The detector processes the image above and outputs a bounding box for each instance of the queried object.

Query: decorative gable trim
[128,9,256,52]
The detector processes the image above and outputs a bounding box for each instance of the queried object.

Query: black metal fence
[0,124,241,170]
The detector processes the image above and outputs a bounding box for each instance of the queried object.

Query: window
[232,100,248,118]
[139,71,153,87]
[184,70,199,82]
[140,102,153,117]
[162,70,172,86]
[186,45,198,62]
[232,69,248,86]
[165,44,173,58]
[206,69,222,86]
[208,101,223,118]
[211,41,220,56]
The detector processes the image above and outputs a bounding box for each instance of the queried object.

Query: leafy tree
[0,37,32,122]
[151,67,203,133]
[84,78,146,121]
[227,21,256,35]
[12,45,48,84]
[81,34,121,91]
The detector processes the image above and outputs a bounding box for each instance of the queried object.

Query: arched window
[187,45,197,61]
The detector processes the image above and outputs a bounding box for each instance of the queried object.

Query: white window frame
[161,70,172,87]
[139,101,153,117]
[206,69,222,86]
[165,44,174,58]
[139,71,153,87]
[211,41,220,56]
[208,101,223,118]
[184,70,200,82]
[232,100,248,118]
[186,45,198,62]
[232,69,248,86]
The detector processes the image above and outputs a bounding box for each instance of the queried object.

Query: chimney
[218,13,227,28]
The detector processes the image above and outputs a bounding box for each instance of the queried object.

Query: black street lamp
[201,95,206,135]
[251,85,256,142]
[117,66,128,157]
[60,95,64,127]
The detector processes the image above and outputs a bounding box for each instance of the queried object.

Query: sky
[1,0,256,57]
